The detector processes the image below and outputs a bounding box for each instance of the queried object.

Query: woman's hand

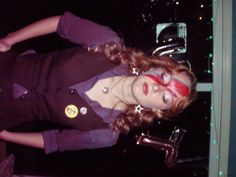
[0,130,8,140]
[0,38,11,52]
[0,130,44,149]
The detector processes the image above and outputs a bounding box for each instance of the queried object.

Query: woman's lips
[143,82,148,95]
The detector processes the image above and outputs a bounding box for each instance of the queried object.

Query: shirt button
[56,88,62,94]
[43,88,48,94]
[30,87,35,92]
[69,89,76,95]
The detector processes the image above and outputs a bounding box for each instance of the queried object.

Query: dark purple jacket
[0,12,126,153]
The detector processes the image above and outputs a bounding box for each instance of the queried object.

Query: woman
[0,12,197,154]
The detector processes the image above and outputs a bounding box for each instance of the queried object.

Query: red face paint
[143,69,190,97]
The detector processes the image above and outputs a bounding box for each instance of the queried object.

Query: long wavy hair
[89,42,197,134]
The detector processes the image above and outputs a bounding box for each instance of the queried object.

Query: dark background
[0,0,212,176]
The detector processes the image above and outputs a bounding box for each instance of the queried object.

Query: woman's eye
[162,91,173,104]
[161,72,171,84]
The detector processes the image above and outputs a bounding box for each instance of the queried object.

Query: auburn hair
[89,42,197,134]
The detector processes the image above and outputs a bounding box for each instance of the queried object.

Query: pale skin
[86,76,137,111]
[0,14,191,151]
[0,16,60,52]
[132,69,191,110]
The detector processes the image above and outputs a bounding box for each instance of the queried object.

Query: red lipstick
[143,82,148,95]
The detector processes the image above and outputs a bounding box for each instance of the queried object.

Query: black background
[0,0,211,176]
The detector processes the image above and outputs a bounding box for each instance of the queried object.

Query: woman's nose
[152,84,159,93]
[152,84,165,93]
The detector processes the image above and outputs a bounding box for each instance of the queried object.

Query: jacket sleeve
[41,128,119,154]
[57,11,121,47]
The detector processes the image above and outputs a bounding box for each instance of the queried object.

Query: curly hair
[89,42,197,134]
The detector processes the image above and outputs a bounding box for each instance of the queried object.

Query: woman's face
[131,68,191,110]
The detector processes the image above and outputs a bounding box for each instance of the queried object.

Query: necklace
[102,87,109,94]
[121,77,129,104]
[102,77,124,95]
[102,76,128,104]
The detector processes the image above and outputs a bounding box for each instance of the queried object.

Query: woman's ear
[151,108,161,112]
[151,108,164,118]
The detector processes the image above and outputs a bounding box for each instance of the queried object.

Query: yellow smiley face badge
[65,104,79,119]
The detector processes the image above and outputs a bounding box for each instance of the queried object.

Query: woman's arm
[57,12,121,47]
[0,12,121,52]
[0,15,60,52]
[0,128,119,154]
[0,130,44,149]
[42,129,119,154]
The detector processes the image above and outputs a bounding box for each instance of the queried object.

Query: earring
[132,67,139,76]
[177,60,192,71]
[135,104,144,114]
